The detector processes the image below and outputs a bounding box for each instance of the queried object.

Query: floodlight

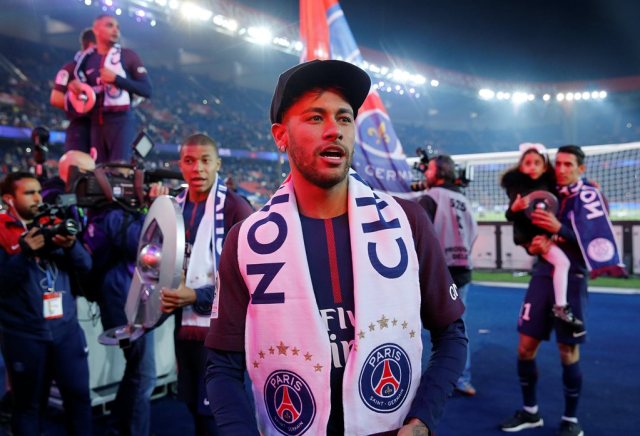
[543,94,551,101]
[181,2,212,21]
[511,92,528,104]
[479,89,495,100]
[430,79,439,87]
[273,37,290,47]
[566,93,574,101]
[556,93,565,101]
[599,90,607,99]
[247,26,272,44]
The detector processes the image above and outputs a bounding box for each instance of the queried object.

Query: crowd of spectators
[4,35,640,156]
[1,34,639,207]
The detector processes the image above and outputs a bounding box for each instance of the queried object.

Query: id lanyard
[38,260,63,320]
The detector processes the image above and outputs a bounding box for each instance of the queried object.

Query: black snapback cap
[270,59,371,124]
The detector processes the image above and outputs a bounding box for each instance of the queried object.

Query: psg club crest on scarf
[264,370,316,435]
[359,343,412,413]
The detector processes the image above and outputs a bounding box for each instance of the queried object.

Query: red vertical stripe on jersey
[324,218,342,304]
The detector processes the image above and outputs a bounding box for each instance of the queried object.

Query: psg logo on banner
[352,103,414,193]
[356,108,406,161]
[359,343,412,413]
[264,370,316,435]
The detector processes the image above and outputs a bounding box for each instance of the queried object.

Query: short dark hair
[432,155,456,183]
[180,133,219,155]
[95,14,114,22]
[1,171,36,197]
[80,28,95,50]
[557,144,585,166]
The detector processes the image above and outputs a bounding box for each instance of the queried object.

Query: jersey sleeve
[53,62,75,93]
[114,49,152,98]
[205,222,250,352]
[396,198,465,330]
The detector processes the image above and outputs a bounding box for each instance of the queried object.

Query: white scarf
[237,170,422,435]
[176,175,226,327]
[76,44,131,109]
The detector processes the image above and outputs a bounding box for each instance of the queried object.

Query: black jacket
[501,169,556,246]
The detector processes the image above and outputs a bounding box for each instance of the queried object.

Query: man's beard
[15,204,38,221]
[290,148,352,189]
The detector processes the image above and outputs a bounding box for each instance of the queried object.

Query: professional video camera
[67,132,183,212]
[24,193,80,253]
[410,147,472,191]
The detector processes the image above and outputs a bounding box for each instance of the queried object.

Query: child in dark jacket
[501,143,582,327]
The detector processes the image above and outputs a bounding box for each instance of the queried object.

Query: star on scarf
[304,352,312,361]
[253,361,260,368]
[277,341,289,356]
[402,321,408,329]
[409,330,416,338]
[392,318,398,326]
[258,351,265,359]
[314,363,323,372]
[357,330,365,339]
[377,315,389,329]
[292,347,300,356]
[369,323,376,332]
[269,346,275,355]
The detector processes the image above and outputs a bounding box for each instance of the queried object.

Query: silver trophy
[99,195,185,346]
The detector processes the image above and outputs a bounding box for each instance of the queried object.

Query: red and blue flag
[300,0,414,194]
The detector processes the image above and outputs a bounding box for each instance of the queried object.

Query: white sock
[523,405,539,414]
[562,416,578,423]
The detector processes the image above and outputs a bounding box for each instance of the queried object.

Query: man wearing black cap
[204,60,467,435]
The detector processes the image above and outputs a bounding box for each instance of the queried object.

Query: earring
[278,145,286,153]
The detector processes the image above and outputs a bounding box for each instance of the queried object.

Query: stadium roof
[2,0,639,96]
[237,0,640,82]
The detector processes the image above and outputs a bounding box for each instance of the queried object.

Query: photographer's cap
[270,59,371,124]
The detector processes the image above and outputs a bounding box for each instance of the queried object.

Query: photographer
[0,172,92,435]
[81,159,167,436]
[418,155,478,396]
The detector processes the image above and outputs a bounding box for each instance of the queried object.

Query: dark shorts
[174,338,212,416]
[64,117,91,153]
[518,273,588,344]
[91,111,137,164]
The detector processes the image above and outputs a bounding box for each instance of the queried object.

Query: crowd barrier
[472,221,640,275]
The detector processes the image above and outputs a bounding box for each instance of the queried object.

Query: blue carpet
[1,283,638,435]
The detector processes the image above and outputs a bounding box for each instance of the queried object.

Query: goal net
[409,141,640,221]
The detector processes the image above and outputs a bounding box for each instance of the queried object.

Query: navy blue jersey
[300,213,354,433]
[205,197,466,432]
[80,48,151,112]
